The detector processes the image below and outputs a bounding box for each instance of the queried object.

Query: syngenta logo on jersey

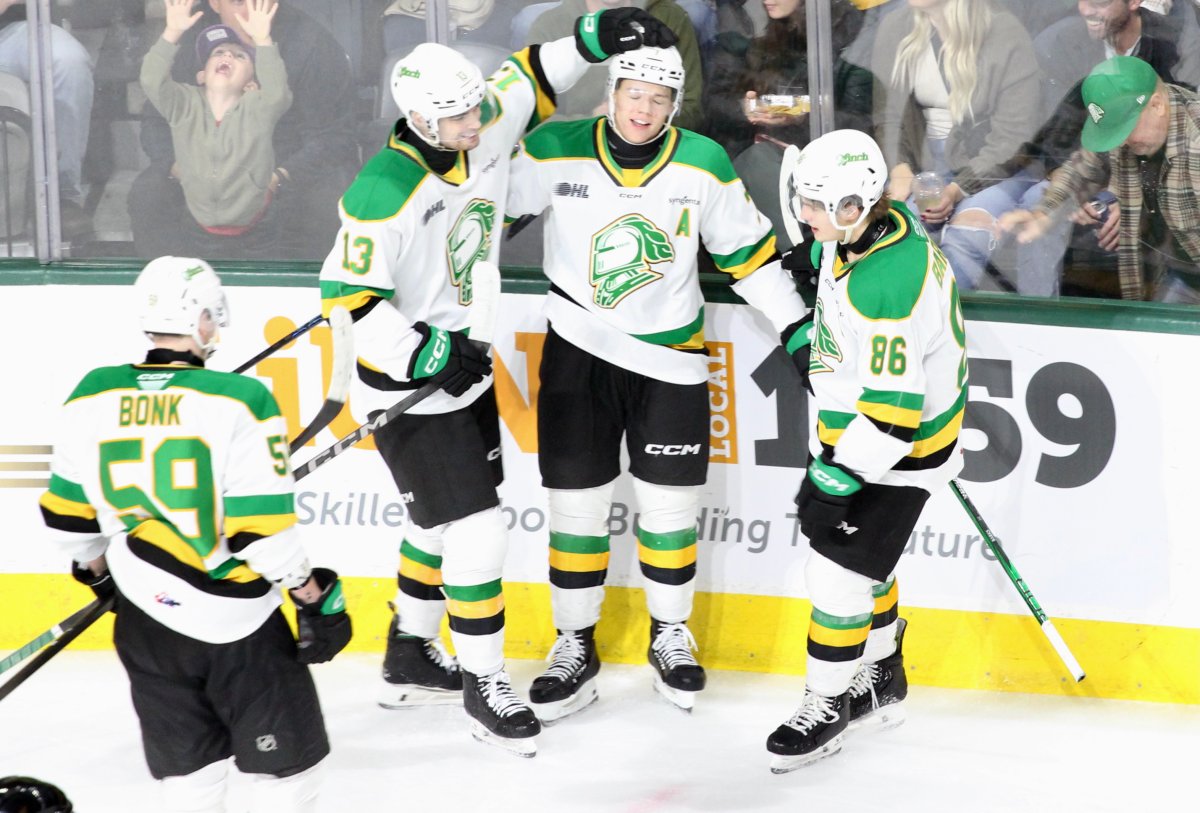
[838,152,869,166]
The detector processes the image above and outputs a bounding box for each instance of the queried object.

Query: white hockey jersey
[39,362,310,644]
[319,40,589,415]
[507,117,806,384]
[807,202,967,492]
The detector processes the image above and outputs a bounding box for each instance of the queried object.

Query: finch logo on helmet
[446,198,497,305]
[399,66,420,79]
[185,265,206,279]
[589,214,674,308]
[838,152,869,166]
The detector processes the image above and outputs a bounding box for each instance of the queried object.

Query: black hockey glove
[781,312,814,395]
[408,321,492,398]
[72,560,115,602]
[291,568,352,665]
[795,452,864,544]
[574,7,678,63]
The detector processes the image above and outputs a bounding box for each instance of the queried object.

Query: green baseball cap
[1080,56,1159,152]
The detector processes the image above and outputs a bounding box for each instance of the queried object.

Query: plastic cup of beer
[912,171,945,212]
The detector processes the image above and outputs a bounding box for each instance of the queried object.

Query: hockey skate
[848,617,908,732]
[647,619,706,712]
[378,615,464,709]
[529,627,601,724]
[463,669,541,757]
[766,689,850,773]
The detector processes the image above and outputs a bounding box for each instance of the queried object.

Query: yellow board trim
[637,543,698,570]
[549,549,610,573]
[3,575,1196,704]
[446,594,505,620]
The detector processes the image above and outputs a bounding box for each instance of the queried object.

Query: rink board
[2,282,1198,704]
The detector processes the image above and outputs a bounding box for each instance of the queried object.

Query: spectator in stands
[132,0,357,260]
[525,0,705,131]
[871,0,1041,292]
[0,0,94,237]
[1009,0,1200,296]
[382,0,521,57]
[703,0,869,248]
[1001,56,1200,304]
[137,0,291,259]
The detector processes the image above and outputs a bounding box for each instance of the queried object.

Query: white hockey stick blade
[468,261,502,347]
[289,306,355,454]
[778,143,805,247]
[1041,619,1086,682]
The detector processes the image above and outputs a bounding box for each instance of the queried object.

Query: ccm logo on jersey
[644,443,702,456]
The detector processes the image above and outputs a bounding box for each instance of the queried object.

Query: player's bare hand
[239,0,278,46]
[162,0,203,42]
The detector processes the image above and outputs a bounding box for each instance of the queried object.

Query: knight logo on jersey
[446,198,497,305]
[809,298,843,378]
[589,214,674,309]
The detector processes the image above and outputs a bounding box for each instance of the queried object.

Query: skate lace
[783,691,840,734]
[848,662,880,705]
[479,671,527,718]
[423,638,460,674]
[651,622,699,669]
[543,631,587,680]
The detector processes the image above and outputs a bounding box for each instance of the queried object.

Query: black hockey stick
[288,306,354,454]
[1,310,351,698]
[291,261,503,482]
[233,313,323,375]
[950,479,1086,682]
[0,595,114,701]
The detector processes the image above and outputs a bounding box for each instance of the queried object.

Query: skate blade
[652,673,697,713]
[848,701,906,733]
[768,734,845,774]
[378,682,463,709]
[468,719,537,758]
[533,679,599,725]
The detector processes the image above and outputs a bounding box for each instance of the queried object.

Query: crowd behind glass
[2,0,1198,302]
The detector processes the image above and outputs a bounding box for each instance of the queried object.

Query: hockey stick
[949,478,1086,682]
[288,306,354,454]
[0,267,502,700]
[291,261,502,482]
[0,595,114,701]
[233,313,323,375]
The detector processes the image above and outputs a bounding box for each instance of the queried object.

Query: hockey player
[318,11,677,756]
[766,130,967,772]
[38,257,352,811]
[505,46,811,721]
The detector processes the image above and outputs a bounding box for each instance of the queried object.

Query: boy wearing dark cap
[140,0,291,236]
[1002,55,1200,302]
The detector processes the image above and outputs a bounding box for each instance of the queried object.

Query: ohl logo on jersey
[446,198,497,305]
[589,214,674,309]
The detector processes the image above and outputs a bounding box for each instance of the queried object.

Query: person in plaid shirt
[1002,55,1200,303]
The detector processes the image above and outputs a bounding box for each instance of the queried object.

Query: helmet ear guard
[390,43,487,150]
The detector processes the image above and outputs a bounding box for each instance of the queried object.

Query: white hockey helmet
[133,256,229,357]
[606,46,686,138]
[391,43,486,149]
[783,129,887,242]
